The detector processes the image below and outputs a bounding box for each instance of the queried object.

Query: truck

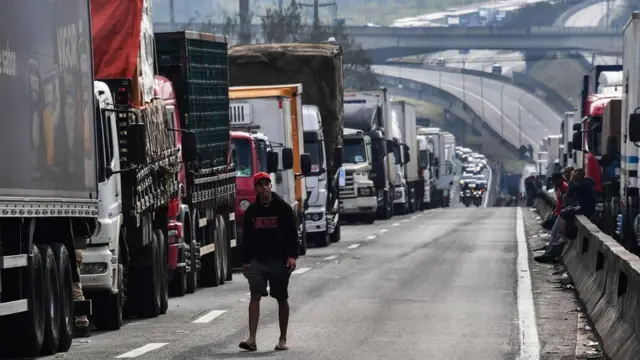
[562,111,576,168]
[340,128,378,223]
[228,86,312,254]
[392,101,420,214]
[80,1,192,330]
[150,31,238,299]
[227,43,344,245]
[303,105,340,245]
[0,0,94,356]
[419,127,455,207]
[417,135,433,209]
[344,89,398,219]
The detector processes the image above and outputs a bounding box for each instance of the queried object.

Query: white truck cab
[340,128,378,223]
[417,134,431,207]
[302,105,339,246]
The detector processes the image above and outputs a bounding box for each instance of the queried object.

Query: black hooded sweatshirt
[242,192,299,263]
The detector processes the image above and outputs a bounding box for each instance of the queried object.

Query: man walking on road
[239,172,299,352]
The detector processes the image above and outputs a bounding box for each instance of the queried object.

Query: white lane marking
[116,343,169,358]
[324,255,339,260]
[292,267,311,275]
[365,235,376,240]
[347,244,360,249]
[380,229,389,233]
[411,215,418,219]
[516,207,540,360]
[193,310,227,323]
[401,219,410,223]
[392,223,400,226]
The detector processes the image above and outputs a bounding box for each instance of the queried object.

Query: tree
[260,2,379,89]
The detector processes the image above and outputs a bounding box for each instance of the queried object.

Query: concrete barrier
[533,189,640,360]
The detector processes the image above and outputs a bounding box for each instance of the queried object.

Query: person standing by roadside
[239,172,299,352]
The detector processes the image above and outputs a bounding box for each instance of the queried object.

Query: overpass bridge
[154,23,622,57]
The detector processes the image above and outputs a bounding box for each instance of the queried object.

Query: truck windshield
[343,138,367,163]
[304,140,324,172]
[231,138,253,177]
[254,139,269,173]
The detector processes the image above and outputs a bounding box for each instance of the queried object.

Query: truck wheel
[200,222,221,287]
[136,234,161,318]
[2,244,46,357]
[216,215,227,285]
[362,215,375,224]
[299,231,307,256]
[50,243,74,352]
[330,221,341,243]
[316,230,330,248]
[39,245,61,355]
[154,230,169,315]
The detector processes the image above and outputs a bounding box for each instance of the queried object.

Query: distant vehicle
[435,57,446,66]
[491,63,502,74]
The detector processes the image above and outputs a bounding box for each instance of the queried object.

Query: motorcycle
[473,189,483,207]
[462,189,472,207]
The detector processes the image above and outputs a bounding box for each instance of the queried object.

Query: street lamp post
[518,92,527,147]
[500,82,506,137]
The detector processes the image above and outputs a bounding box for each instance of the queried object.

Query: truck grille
[339,174,355,199]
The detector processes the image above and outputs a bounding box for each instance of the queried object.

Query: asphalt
[373,65,564,151]
[35,168,578,360]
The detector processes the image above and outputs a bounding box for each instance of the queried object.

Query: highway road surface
[373,65,562,151]
[421,50,526,76]
[564,0,622,65]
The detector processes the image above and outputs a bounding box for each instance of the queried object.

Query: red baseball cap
[253,172,271,185]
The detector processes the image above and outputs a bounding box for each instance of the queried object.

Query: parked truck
[228,43,344,245]
[0,0,94,356]
[419,127,454,207]
[340,128,378,223]
[344,89,398,219]
[392,101,420,213]
[229,85,312,255]
[417,135,432,209]
[154,31,238,297]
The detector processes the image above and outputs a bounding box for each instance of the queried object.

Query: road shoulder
[521,207,604,359]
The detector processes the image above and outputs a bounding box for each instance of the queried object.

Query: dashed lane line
[324,255,339,260]
[192,310,227,324]
[411,215,418,219]
[401,219,410,223]
[292,267,312,275]
[116,343,169,358]
[380,229,389,233]
[365,235,376,240]
[347,244,360,249]
[392,223,400,226]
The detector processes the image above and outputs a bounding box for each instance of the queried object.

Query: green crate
[155,31,230,168]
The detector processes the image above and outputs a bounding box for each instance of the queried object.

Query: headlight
[358,187,372,196]
[239,200,251,211]
[305,213,323,221]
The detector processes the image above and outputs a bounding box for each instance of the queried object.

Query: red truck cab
[154,76,192,296]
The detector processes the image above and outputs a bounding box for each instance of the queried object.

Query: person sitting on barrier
[565,168,596,220]
[534,172,568,264]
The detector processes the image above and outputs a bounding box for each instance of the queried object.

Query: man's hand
[286,257,296,272]
[242,263,250,278]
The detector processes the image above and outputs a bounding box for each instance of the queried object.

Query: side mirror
[333,146,343,170]
[267,151,279,173]
[181,131,197,163]
[300,153,312,175]
[127,123,147,165]
[629,113,640,142]
[571,132,582,151]
[567,140,573,154]
[386,139,394,154]
[282,148,294,170]
[403,145,410,164]
[572,123,581,131]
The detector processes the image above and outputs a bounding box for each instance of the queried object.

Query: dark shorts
[246,258,291,300]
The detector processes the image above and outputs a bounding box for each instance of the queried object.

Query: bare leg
[277,298,289,347]
[248,296,261,343]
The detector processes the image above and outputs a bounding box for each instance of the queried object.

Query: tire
[39,245,61,355]
[362,214,375,224]
[330,221,341,243]
[50,243,74,352]
[136,233,161,318]
[200,221,221,287]
[92,255,123,330]
[1,245,46,357]
[154,230,169,315]
[315,229,330,248]
[216,215,227,285]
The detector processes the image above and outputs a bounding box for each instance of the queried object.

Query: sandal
[239,340,257,351]
[274,341,289,351]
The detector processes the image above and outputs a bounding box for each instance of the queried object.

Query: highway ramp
[373,65,562,151]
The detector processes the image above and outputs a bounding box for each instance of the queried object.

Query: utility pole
[239,0,251,44]
[170,0,175,25]
[298,0,337,32]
